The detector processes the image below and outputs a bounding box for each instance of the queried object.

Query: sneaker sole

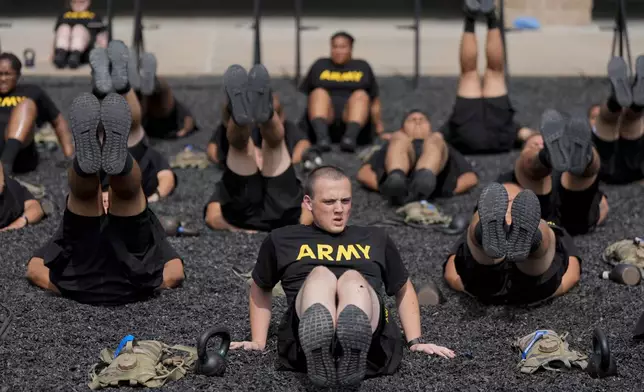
[140,52,157,96]
[566,117,593,176]
[128,49,141,91]
[477,182,509,259]
[89,48,112,95]
[223,65,252,126]
[540,109,569,173]
[464,0,481,15]
[633,56,644,107]
[107,40,130,93]
[608,56,633,108]
[100,93,132,175]
[69,93,102,174]
[479,0,496,14]
[247,64,273,124]
[507,190,542,263]
[298,303,336,388]
[336,305,371,387]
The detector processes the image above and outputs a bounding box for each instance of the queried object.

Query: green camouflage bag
[88,339,197,390]
[13,178,46,200]
[514,330,588,374]
[603,238,644,269]
[357,144,383,163]
[232,267,285,297]
[396,201,452,226]
[34,126,60,151]
[170,146,210,169]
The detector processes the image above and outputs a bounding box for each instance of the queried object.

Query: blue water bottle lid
[113,334,135,358]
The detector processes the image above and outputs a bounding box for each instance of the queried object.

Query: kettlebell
[435,214,470,235]
[195,327,231,377]
[23,49,36,68]
[587,329,617,378]
[160,216,180,236]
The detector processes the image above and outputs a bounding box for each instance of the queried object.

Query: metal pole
[106,0,113,42]
[413,0,420,89]
[500,0,509,78]
[253,0,262,65]
[132,0,144,58]
[295,0,302,85]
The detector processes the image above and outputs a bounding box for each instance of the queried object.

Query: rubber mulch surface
[1,75,643,392]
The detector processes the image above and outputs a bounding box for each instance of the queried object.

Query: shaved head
[304,165,349,199]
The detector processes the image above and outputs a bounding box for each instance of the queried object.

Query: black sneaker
[475,182,509,260]
[479,0,496,15]
[53,49,68,69]
[298,303,336,388]
[336,305,371,388]
[506,189,542,263]
[100,93,132,175]
[139,52,158,96]
[67,50,82,69]
[632,55,644,108]
[247,64,274,124]
[106,40,130,93]
[566,117,593,177]
[89,47,113,96]
[608,56,633,108]
[464,0,481,18]
[540,109,569,173]
[69,93,102,175]
[223,65,253,127]
[340,136,357,152]
[302,146,324,171]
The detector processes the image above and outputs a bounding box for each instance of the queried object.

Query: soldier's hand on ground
[176,128,190,138]
[410,343,456,358]
[230,341,265,351]
[148,192,160,203]
[379,132,392,141]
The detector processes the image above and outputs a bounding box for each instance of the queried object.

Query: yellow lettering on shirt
[296,243,372,261]
[0,96,26,108]
[336,245,360,261]
[356,244,371,259]
[296,244,316,260]
[63,11,96,20]
[319,70,364,83]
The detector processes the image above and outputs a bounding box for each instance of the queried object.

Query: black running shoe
[107,40,130,93]
[506,189,542,263]
[632,55,644,108]
[223,65,253,127]
[100,93,132,175]
[479,0,496,15]
[247,64,274,124]
[298,303,336,388]
[464,0,481,17]
[69,93,102,175]
[608,56,633,108]
[336,305,371,388]
[566,117,593,177]
[540,109,569,172]
[476,182,509,260]
[380,171,409,205]
[140,52,158,96]
[89,47,112,96]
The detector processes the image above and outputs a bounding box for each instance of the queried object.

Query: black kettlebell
[195,327,231,377]
[435,214,470,235]
[587,329,617,378]
[23,49,36,68]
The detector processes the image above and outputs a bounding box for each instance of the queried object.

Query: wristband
[407,337,422,348]
[22,215,29,226]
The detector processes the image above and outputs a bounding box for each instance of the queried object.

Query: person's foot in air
[223,64,253,127]
[539,109,593,176]
[247,63,274,125]
[298,303,336,388]
[607,56,633,109]
[69,93,102,176]
[89,40,131,98]
[632,55,644,109]
[100,93,133,175]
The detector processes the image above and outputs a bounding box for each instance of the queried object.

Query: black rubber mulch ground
[1,75,643,392]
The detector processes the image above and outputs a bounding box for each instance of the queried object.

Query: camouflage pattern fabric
[514,330,588,374]
[34,126,60,151]
[13,178,46,200]
[232,267,285,297]
[170,146,210,169]
[88,340,197,390]
[396,201,452,226]
[603,238,644,269]
[357,144,383,163]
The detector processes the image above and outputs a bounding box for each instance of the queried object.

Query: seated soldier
[129,52,198,139]
[439,0,534,154]
[0,165,44,232]
[204,64,313,232]
[53,0,108,69]
[591,56,644,185]
[443,182,581,305]
[298,31,384,153]
[497,110,608,236]
[89,42,177,204]
[25,92,184,305]
[0,53,74,175]
[230,166,455,388]
[207,93,315,167]
[356,110,478,205]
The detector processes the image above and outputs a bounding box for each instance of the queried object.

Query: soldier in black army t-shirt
[0,165,45,231]
[230,166,454,389]
[299,31,385,153]
[0,53,74,175]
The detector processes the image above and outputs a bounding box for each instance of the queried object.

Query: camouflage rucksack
[514,330,588,374]
[603,238,644,269]
[34,126,60,152]
[170,145,210,169]
[396,201,452,226]
[357,144,383,163]
[88,339,197,390]
[232,267,285,297]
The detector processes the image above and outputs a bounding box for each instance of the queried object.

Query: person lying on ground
[0,164,44,232]
[26,92,184,305]
[204,64,313,233]
[0,52,73,175]
[53,0,109,69]
[439,0,535,154]
[230,165,455,389]
[443,182,581,305]
[298,31,385,153]
[357,109,478,205]
[590,56,644,185]
[498,109,608,237]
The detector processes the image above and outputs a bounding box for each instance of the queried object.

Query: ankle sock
[115,154,134,176]
[607,96,623,113]
[464,17,476,33]
[344,121,361,142]
[537,148,552,169]
[487,13,499,30]
[311,117,329,141]
[72,158,95,178]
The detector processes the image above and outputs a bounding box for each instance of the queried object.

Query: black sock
[311,117,329,141]
[115,154,134,176]
[631,103,644,113]
[473,221,483,245]
[0,137,5,155]
[529,230,543,254]
[72,158,95,178]
[464,17,476,33]
[387,169,406,179]
[487,13,499,30]
[0,138,22,174]
[537,148,552,169]
[607,96,623,113]
[344,121,361,141]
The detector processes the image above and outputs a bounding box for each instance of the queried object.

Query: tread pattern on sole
[566,117,592,176]
[140,53,158,96]
[477,182,509,260]
[336,305,372,387]
[633,56,644,107]
[69,93,102,174]
[248,64,273,124]
[608,57,633,108]
[89,48,112,95]
[107,40,130,92]
[298,303,336,388]
[127,49,141,91]
[100,93,132,175]
[223,65,252,126]
[540,109,568,172]
[507,190,542,263]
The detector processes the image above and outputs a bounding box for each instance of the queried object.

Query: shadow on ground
[0,75,643,391]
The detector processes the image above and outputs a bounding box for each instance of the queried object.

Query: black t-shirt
[0,84,61,132]
[299,58,379,99]
[252,224,409,305]
[55,10,106,32]
[0,178,35,229]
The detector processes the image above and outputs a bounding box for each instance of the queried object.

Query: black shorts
[443,95,517,154]
[143,101,197,139]
[32,206,181,306]
[12,141,39,174]
[301,95,374,146]
[276,294,403,378]
[447,223,580,305]
[592,133,644,184]
[497,170,604,236]
[368,140,472,198]
[204,165,303,231]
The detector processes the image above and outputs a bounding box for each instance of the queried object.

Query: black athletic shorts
[276,293,403,378]
[12,141,39,174]
[446,222,580,305]
[442,95,518,154]
[143,100,197,139]
[367,139,473,198]
[0,177,35,229]
[497,170,604,236]
[204,165,303,231]
[32,206,181,306]
[592,133,644,184]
